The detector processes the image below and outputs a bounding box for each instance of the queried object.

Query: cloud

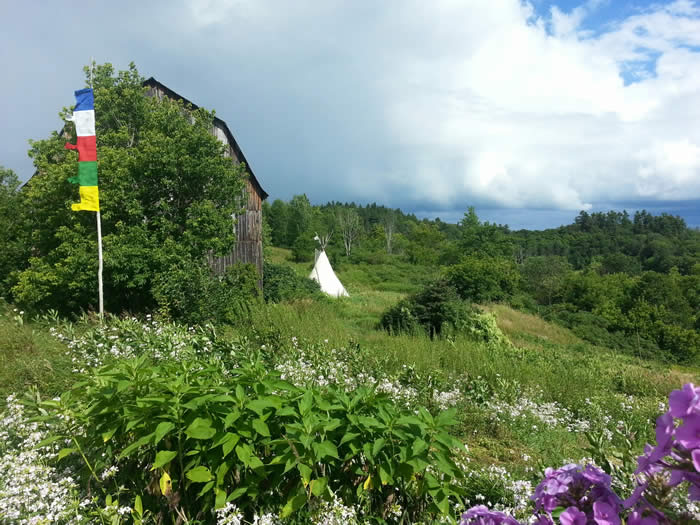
[2,0,700,220]
[173,0,700,212]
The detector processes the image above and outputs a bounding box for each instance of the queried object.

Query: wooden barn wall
[147,83,265,287]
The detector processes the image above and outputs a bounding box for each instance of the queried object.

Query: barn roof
[143,77,268,201]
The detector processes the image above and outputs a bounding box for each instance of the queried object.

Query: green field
[2,248,697,523]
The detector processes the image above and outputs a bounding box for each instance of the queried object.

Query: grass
[267,246,437,295]
[482,303,583,347]
[219,279,696,473]
[0,304,73,398]
[2,257,699,508]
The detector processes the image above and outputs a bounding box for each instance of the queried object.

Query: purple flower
[692,449,700,472]
[635,445,664,476]
[689,482,700,502]
[532,516,553,525]
[623,483,647,509]
[626,509,660,525]
[675,414,700,449]
[669,383,700,418]
[582,465,611,485]
[532,464,621,520]
[460,505,522,525]
[635,414,675,475]
[560,506,586,525]
[593,501,620,525]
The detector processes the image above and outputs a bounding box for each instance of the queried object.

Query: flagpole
[97,211,104,317]
[89,58,104,319]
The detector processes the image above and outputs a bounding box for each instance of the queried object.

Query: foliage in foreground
[8,317,466,524]
[461,383,700,525]
[1,308,697,523]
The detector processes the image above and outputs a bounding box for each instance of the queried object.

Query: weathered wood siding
[144,80,266,287]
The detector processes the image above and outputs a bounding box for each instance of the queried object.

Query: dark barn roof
[143,77,268,201]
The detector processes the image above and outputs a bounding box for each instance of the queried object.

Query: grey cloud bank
[1,1,700,229]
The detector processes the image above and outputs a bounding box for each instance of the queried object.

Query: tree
[406,222,445,265]
[286,194,312,247]
[521,256,572,305]
[0,166,28,295]
[459,206,512,257]
[446,255,520,303]
[10,62,246,317]
[336,207,362,257]
[267,199,289,247]
[382,210,396,254]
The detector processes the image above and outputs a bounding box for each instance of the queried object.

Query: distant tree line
[265,196,700,363]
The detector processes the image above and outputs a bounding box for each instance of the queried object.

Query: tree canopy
[8,63,247,317]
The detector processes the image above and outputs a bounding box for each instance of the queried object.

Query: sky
[1,0,700,230]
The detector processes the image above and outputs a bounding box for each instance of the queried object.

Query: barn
[143,77,268,286]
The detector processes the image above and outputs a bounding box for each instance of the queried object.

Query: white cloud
[175,0,700,211]
[3,0,700,216]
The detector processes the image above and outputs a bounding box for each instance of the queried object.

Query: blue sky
[1,0,699,229]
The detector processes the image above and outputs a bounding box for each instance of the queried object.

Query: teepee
[309,235,349,297]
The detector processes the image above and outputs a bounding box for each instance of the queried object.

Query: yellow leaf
[363,475,372,490]
[159,471,172,497]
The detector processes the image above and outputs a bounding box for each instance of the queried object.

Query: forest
[263,196,700,364]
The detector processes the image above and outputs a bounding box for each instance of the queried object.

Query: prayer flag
[66,88,99,211]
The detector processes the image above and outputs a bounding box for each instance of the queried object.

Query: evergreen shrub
[379,280,511,344]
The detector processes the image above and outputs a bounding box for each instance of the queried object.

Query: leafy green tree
[599,253,641,275]
[267,199,289,247]
[0,166,28,295]
[445,255,519,303]
[406,222,446,265]
[521,256,572,305]
[458,207,513,257]
[11,63,246,317]
[285,194,312,247]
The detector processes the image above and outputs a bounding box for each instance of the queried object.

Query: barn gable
[143,77,267,286]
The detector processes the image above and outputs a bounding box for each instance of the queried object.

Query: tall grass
[0,306,73,397]
[235,297,684,409]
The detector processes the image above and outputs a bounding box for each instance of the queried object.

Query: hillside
[2,268,698,522]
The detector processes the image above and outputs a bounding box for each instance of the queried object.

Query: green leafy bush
[377,298,421,335]
[379,280,467,338]
[460,311,511,346]
[35,354,466,522]
[379,280,512,345]
[263,262,321,303]
[153,259,259,324]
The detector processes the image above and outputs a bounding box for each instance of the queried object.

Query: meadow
[1,247,698,524]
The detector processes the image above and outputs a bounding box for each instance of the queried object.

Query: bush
[379,280,467,338]
[460,310,511,346]
[263,261,321,303]
[34,354,466,522]
[379,280,510,344]
[153,259,260,324]
[548,307,664,359]
[378,298,421,335]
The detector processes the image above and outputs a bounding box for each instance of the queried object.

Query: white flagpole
[89,58,104,318]
[97,210,104,317]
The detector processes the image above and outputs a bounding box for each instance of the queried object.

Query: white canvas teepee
[309,249,349,297]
